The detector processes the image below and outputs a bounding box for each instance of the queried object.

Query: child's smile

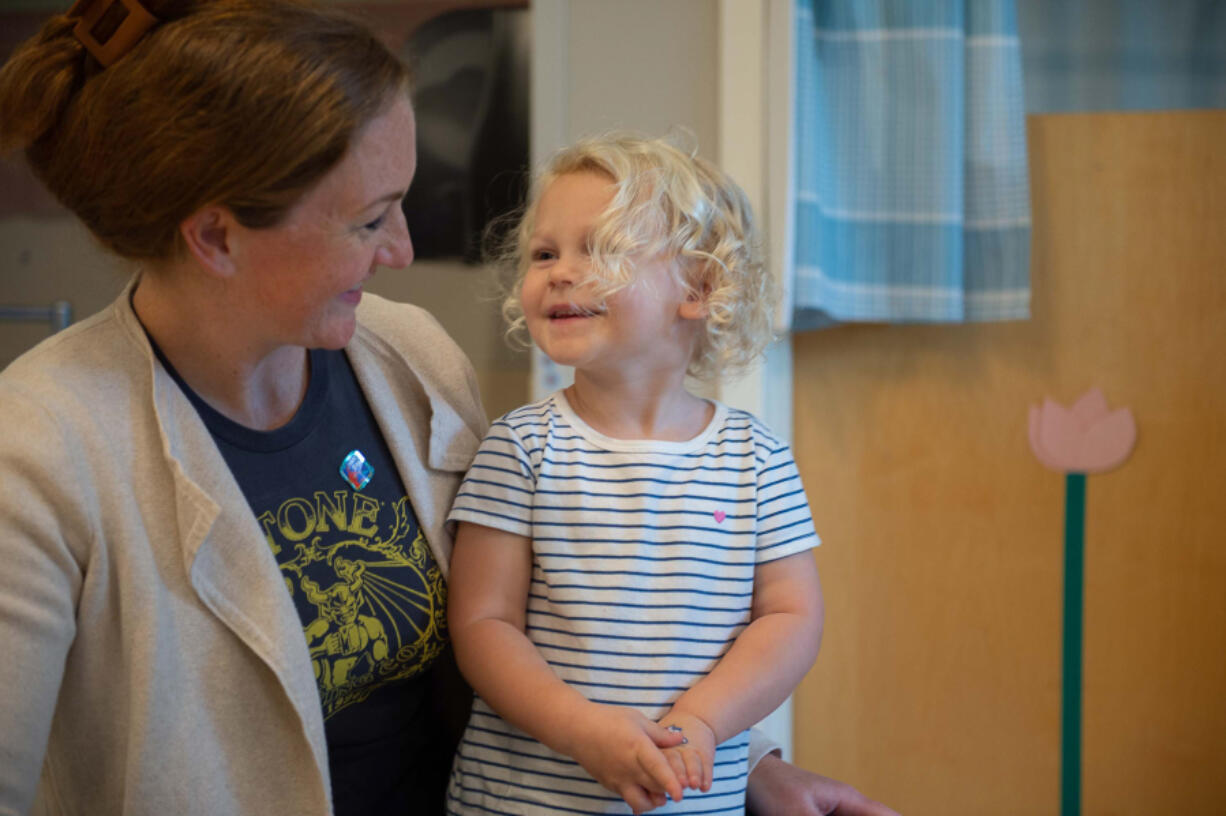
[521,171,699,378]
[547,302,607,321]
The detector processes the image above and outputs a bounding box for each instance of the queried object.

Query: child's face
[521,171,702,379]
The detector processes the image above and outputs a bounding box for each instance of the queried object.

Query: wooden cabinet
[792,111,1226,815]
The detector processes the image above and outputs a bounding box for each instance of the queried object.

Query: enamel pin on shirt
[339,449,373,491]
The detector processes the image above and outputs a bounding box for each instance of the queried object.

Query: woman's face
[226,95,417,351]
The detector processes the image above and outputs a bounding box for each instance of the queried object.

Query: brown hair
[0,0,411,261]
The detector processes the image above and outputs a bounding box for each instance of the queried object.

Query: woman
[0,1,897,814]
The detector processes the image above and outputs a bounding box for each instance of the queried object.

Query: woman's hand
[658,709,716,794]
[564,702,687,813]
[746,752,902,816]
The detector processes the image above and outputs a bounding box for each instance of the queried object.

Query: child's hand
[565,702,687,813]
[658,710,717,794]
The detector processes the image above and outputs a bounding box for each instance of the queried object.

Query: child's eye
[530,248,556,262]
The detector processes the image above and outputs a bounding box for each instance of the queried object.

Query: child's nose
[548,254,582,287]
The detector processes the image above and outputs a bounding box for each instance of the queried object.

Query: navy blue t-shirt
[156,344,452,814]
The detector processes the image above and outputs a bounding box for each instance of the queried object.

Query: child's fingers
[677,745,707,791]
[694,742,713,791]
[617,782,657,814]
[636,744,683,804]
[663,749,689,796]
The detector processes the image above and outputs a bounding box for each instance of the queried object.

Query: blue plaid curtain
[792,0,1031,327]
[1018,0,1226,113]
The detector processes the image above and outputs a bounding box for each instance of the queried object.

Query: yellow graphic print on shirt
[256,489,447,720]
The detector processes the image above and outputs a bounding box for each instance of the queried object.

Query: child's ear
[679,289,709,320]
[180,205,238,278]
[679,266,711,320]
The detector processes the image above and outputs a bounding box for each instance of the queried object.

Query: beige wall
[791,111,1226,815]
[365,260,527,419]
[563,0,717,146]
[0,218,129,370]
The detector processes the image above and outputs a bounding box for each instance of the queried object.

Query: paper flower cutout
[1028,387,1136,474]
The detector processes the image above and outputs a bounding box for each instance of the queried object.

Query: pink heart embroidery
[713,510,726,523]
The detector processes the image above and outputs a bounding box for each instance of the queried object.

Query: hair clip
[68,0,158,68]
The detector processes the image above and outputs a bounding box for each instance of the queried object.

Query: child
[444,132,824,815]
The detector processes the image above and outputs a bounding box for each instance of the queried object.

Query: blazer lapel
[151,366,330,781]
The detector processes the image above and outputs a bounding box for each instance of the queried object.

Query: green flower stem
[1062,472,1086,816]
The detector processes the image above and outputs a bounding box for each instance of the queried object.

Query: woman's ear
[179,206,237,278]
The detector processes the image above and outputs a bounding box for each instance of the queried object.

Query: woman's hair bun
[0,14,90,155]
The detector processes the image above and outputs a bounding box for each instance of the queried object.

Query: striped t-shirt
[446,392,820,815]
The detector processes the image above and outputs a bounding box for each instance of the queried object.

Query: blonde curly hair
[496,131,778,381]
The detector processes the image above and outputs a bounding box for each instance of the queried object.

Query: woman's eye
[363,215,386,232]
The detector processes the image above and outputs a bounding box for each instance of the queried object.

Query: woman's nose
[378,207,414,269]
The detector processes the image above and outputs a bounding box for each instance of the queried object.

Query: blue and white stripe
[446,392,820,814]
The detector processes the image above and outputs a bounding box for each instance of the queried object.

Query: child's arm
[448,520,687,812]
[658,551,823,791]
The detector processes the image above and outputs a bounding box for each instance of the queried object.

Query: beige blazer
[0,284,486,816]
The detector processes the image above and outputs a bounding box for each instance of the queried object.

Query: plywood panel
[791,111,1226,815]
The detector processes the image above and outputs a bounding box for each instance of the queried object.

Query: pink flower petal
[1028,391,1137,473]
[1029,405,1067,471]
[1079,408,1137,473]
[1039,401,1084,469]
[1070,387,1110,427]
